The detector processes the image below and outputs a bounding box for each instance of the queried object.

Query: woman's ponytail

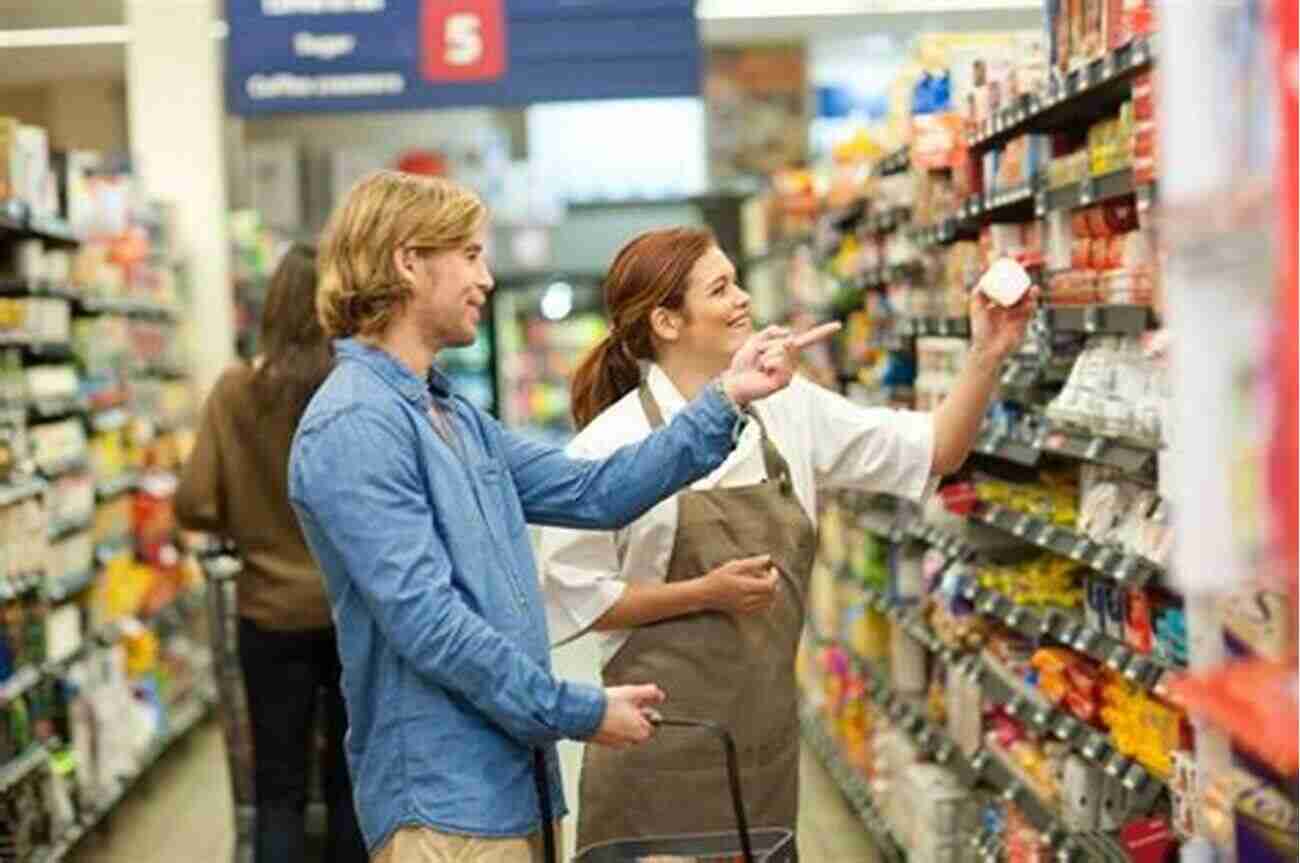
[570,333,641,430]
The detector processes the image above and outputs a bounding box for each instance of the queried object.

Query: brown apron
[576,382,817,849]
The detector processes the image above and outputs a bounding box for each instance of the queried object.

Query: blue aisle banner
[225,0,701,115]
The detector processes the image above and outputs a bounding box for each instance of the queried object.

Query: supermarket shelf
[45,568,95,604]
[864,206,910,236]
[969,35,1157,151]
[823,612,983,786]
[911,217,980,250]
[0,743,50,795]
[967,184,1038,224]
[19,341,75,363]
[0,278,79,303]
[30,396,89,422]
[1037,304,1155,336]
[154,413,195,435]
[0,572,43,602]
[957,579,1180,695]
[741,236,811,270]
[89,406,130,434]
[972,743,1082,856]
[48,517,92,544]
[857,262,924,290]
[842,579,1170,816]
[135,362,190,381]
[857,507,898,541]
[74,296,181,322]
[0,476,47,507]
[36,689,216,863]
[0,666,42,706]
[972,428,1042,468]
[973,421,1158,476]
[826,200,866,232]
[95,472,139,502]
[798,707,906,863]
[898,516,980,562]
[1039,168,1146,214]
[875,147,910,177]
[94,535,133,565]
[999,357,1068,390]
[896,315,971,338]
[37,456,91,481]
[970,501,1164,587]
[975,652,1168,813]
[1037,424,1159,474]
[0,199,80,247]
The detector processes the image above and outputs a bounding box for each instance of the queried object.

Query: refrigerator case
[439,313,497,416]
[493,275,608,445]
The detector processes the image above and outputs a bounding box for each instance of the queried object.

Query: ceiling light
[696,0,1038,19]
[0,26,129,48]
[0,21,229,48]
[540,283,574,322]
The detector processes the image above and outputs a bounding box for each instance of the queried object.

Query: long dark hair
[570,227,715,430]
[251,243,333,421]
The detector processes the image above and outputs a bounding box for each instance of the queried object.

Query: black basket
[572,828,796,863]
[567,718,796,863]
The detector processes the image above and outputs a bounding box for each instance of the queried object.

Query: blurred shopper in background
[176,243,366,863]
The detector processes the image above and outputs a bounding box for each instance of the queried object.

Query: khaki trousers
[371,824,562,863]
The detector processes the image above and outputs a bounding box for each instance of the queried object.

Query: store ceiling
[0,0,1039,88]
[0,0,123,29]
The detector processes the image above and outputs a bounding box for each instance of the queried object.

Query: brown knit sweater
[175,363,332,631]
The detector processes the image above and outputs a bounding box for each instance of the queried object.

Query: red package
[1126,0,1157,37]
[1072,238,1092,269]
[1065,687,1100,723]
[1105,200,1140,233]
[1132,72,1155,120]
[1107,235,1127,269]
[1120,817,1177,863]
[1126,589,1155,654]
[1106,0,1130,49]
[1064,656,1102,694]
[939,482,981,516]
[1072,208,1093,238]
[1086,205,1110,238]
[1090,238,1111,269]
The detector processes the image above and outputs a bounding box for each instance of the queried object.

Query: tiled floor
[67,636,880,863]
[65,721,879,863]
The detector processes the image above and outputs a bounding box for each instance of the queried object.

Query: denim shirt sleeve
[497,382,742,530]
[289,405,606,744]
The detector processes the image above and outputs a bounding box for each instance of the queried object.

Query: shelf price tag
[1079,178,1096,206]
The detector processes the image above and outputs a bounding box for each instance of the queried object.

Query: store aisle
[66,638,877,863]
[67,721,235,863]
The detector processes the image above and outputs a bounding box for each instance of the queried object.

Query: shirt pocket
[474,461,530,540]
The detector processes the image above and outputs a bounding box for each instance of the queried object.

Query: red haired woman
[538,227,1035,850]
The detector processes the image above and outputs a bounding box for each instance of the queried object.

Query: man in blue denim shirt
[288,172,828,862]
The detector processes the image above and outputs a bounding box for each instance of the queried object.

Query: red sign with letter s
[421,0,507,83]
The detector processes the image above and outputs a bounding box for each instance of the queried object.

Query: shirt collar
[334,338,453,406]
[645,363,689,422]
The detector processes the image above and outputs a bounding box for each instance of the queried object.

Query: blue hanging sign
[225,0,701,115]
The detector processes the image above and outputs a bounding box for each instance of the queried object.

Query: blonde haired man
[288,171,828,862]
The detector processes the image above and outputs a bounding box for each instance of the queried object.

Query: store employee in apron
[538,226,1036,849]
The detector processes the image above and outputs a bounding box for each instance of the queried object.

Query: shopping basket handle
[643,711,756,863]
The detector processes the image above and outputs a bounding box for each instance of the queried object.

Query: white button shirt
[538,364,936,666]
